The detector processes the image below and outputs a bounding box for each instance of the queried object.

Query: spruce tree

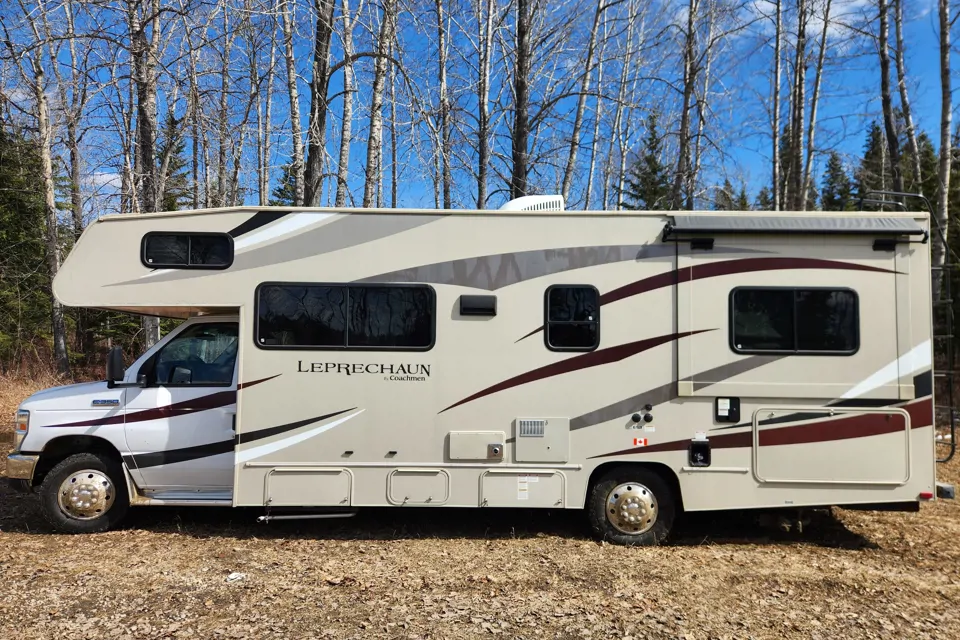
[735,185,750,210]
[620,113,672,210]
[820,151,852,211]
[158,114,190,211]
[713,179,736,211]
[854,122,889,199]
[754,186,773,210]
[270,163,297,206]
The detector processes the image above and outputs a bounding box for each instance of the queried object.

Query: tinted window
[142,233,232,268]
[546,286,599,351]
[348,286,434,347]
[150,323,238,385]
[256,284,435,350]
[731,288,858,354]
[257,285,347,347]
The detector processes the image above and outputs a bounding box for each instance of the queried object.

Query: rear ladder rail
[934,263,957,463]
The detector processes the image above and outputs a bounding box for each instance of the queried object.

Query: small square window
[545,285,599,351]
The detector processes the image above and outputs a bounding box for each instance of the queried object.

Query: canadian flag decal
[633,437,648,447]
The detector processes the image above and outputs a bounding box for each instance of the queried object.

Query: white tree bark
[335,0,357,207]
[933,0,951,301]
[801,0,832,211]
[363,0,397,207]
[280,0,305,205]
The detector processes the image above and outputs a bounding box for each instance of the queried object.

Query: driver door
[124,320,239,494]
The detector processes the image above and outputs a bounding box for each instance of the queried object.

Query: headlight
[13,409,29,451]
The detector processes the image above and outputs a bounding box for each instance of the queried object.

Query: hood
[19,381,118,413]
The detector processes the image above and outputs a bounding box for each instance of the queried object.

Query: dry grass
[1,377,959,639]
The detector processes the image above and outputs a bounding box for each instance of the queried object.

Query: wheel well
[587,461,684,512]
[33,436,124,487]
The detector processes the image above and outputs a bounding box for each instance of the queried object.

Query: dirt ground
[2,376,959,639]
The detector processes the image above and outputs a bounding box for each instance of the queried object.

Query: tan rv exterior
[7,202,945,543]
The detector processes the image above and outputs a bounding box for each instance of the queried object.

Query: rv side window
[730,288,858,355]
[142,233,233,269]
[256,283,435,350]
[545,285,600,351]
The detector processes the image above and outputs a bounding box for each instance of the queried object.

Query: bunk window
[142,233,233,269]
[256,283,435,350]
[730,287,858,355]
[545,285,600,351]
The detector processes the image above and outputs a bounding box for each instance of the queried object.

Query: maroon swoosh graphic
[440,330,714,414]
[47,374,280,428]
[517,257,897,342]
[590,397,932,458]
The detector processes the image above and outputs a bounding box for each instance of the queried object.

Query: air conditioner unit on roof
[499,195,565,212]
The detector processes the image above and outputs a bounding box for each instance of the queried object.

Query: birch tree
[363,0,398,207]
[876,0,904,195]
[280,0,305,205]
[933,0,951,300]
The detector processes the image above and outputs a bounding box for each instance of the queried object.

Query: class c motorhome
[6,196,954,544]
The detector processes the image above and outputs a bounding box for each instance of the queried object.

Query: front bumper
[5,453,39,482]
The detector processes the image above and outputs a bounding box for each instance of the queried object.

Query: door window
[149,322,239,386]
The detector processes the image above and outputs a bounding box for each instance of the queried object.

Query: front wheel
[587,466,676,546]
[38,453,130,533]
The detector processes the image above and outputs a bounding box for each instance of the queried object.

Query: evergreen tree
[854,122,889,199]
[620,113,672,210]
[754,186,773,210]
[820,152,852,211]
[735,185,750,210]
[713,178,735,210]
[158,114,190,211]
[0,127,55,364]
[270,163,297,206]
[906,132,938,202]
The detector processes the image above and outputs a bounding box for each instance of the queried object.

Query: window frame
[543,284,601,353]
[728,286,860,356]
[138,321,240,388]
[141,232,234,270]
[254,281,437,352]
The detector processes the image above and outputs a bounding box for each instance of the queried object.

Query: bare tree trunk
[772,0,782,211]
[801,0,831,211]
[335,0,357,207]
[215,8,234,207]
[510,0,531,199]
[933,0,952,301]
[583,31,604,210]
[389,38,399,209]
[878,0,904,194]
[893,0,922,193]
[690,4,714,210]
[671,0,699,210]
[305,0,337,206]
[436,0,452,208]
[280,0,305,205]
[787,0,807,210]
[604,0,638,209]
[561,0,604,203]
[363,0,397,207]
[476,0,495,208]
[131,0,162,346]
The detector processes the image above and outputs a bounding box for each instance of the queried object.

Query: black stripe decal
[129,439,235,469]
[227,211,288,238]
[128,408,355,469]
[236,408,356,444]
[710,370,933,432]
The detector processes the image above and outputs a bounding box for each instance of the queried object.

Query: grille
[518,419,546,437]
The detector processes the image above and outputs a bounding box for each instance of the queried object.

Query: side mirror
[106,346,125,388]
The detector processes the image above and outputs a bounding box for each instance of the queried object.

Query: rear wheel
[38,453,129,533]
[587,466,676,545]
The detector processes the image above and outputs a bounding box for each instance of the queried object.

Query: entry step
[937,483,956,500]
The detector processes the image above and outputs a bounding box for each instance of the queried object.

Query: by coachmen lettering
[297,361,431,379]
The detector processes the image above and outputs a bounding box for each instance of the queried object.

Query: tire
[38,453,130,534]
[587,466,676,546]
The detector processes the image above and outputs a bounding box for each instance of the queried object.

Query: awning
[663,214,925,240]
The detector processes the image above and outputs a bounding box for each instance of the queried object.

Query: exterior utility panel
[8,204,941,542]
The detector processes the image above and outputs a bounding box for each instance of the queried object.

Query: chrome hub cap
[57,470,115,520]
[606,482,657,535]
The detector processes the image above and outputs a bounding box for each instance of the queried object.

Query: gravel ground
[1,377,959,639]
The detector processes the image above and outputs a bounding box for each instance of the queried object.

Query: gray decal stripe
[356,245,768,290]
[570,355,783,431]
[111,213,444,286]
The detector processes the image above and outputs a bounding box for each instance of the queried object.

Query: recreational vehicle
[6,196,954,544]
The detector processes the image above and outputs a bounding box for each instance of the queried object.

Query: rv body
[6,203,945,543]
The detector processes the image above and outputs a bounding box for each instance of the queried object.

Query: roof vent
[499,195,565,212]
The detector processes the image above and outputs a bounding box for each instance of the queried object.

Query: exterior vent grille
[518,419,547,437]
